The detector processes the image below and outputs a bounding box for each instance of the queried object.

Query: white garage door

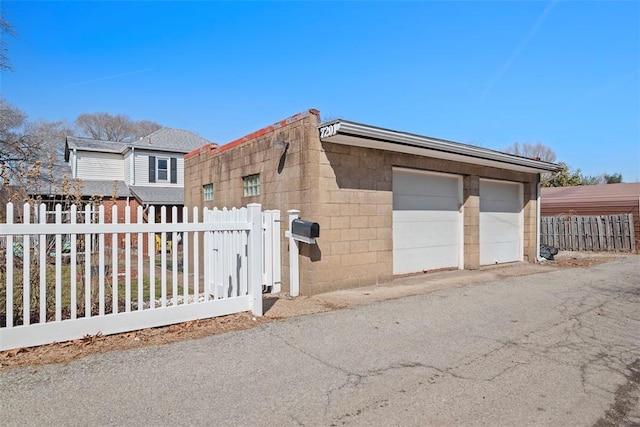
[393,169,462,275]
[480,179,523,265]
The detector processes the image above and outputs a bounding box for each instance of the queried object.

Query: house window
[156,158,169,181]
[203,183,214,201]
[243,174,260,197]
[148,156,177,183]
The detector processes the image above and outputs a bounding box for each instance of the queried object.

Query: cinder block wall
[309,142,541,294]
[184,110,322,292]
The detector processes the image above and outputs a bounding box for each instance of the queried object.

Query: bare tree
[504,142,557,163]
[75,112,161,142]
[1,98,74,200]
[130,119,162,140]
[25,118,73,159]
[1,99,34,169]
[1,99,72,166]
[0,99,46,208]
[1,16,15,71]
[75,112,132,142]
[2,104,161,172]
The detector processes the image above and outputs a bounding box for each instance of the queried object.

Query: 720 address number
[319,123,341,138]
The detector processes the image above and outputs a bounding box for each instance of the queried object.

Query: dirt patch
[0,313,269,372]
[551,257,614,268]
[0,294,333,372]
[547,251,619,268]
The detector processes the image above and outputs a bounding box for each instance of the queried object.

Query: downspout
[73,148,77,178]
[131,147,135,185]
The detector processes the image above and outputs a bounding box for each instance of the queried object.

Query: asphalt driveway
[1,255,639,426]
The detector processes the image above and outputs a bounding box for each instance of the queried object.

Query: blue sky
[2,1,639,181]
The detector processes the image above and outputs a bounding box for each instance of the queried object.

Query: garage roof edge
[319,120,560,173]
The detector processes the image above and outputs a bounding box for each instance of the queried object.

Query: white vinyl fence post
[23,203,31,326]
[287,209,300,297]
[248,203,263,317]
[5,203,14,328]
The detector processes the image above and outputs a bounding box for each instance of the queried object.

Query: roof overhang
[129,186,184,205]
[318,120,560,174]
[130,146,195,154]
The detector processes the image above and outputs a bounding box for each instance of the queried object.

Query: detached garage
[185,109,560,295]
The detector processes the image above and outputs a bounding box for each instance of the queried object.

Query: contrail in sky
[481,0,557,100]
[65,68,152,88]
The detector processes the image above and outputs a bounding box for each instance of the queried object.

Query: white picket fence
[0,202,280,351]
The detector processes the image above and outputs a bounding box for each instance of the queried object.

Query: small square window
[203,184,214,201]
[243,174,260,197]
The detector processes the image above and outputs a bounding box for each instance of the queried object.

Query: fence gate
[262,210,282,293]
[203,209,280,297]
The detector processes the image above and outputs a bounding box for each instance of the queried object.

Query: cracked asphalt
[1,255,639,426]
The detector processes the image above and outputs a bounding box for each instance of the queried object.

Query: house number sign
[319,123,341,138]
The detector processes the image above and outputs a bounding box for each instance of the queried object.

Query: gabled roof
[65,128,216,160]
[65,136,127,154]
[129,186,184,204]
[319,120,560,174]
[65,136,127,161]
[129,128,215,153]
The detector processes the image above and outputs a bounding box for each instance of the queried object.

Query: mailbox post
[286,210,320,297]
[287,210,300,297]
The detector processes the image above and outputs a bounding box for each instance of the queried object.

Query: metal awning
[318,120,560,174]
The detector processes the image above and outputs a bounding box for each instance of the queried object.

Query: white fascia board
[319,121,560,174]
[75,146,126,155]
[131,146,192,155]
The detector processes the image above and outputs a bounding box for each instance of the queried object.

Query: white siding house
[63,129,215,214]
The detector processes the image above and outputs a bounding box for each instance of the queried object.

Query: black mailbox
[291,219,320,242]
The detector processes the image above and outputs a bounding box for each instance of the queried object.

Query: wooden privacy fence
[0,202,281,351]
[540,214,636,252]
